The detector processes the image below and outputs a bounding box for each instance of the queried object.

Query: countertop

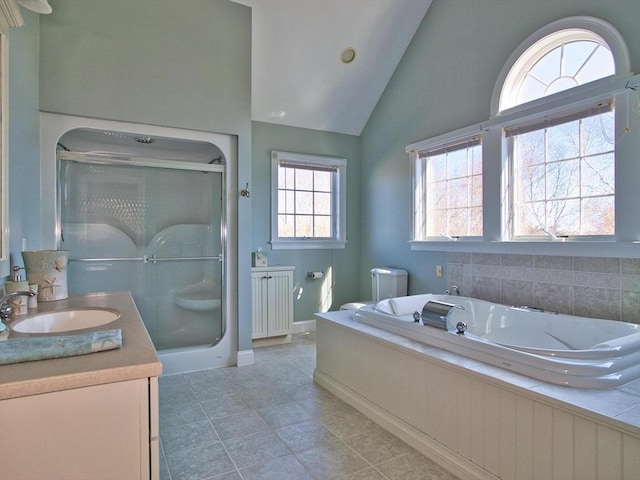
[0,292,162,400]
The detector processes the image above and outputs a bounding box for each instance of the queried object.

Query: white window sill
[409,240,640,258]
[270,239,347,250]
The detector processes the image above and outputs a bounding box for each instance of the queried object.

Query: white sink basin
[12,308,120,334]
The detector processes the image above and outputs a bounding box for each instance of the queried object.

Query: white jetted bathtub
[354,294,640,388]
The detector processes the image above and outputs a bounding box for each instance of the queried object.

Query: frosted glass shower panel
[60,160,224,350]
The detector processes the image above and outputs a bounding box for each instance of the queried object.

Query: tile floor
[159,332,460,480]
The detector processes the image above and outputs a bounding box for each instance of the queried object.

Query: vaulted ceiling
[232,0,433,135]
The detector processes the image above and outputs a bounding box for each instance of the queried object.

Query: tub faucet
[445,285,461,296]
[0,291,35,320]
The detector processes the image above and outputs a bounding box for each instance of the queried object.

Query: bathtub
[353,294,640,389]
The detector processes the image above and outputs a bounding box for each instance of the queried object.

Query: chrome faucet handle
[0,291,35,320]
[0,303,13,320]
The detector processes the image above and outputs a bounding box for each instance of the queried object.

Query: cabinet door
[0,379,150,480]
[251,272,269,338]
[267,270,293,336]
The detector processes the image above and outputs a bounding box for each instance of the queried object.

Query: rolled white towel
[388,294,434,315]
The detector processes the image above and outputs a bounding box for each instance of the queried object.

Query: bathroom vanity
[0,292,162,480]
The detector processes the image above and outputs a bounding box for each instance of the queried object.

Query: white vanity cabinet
[0,377,159,480]
[251,266,295,343]
[0,292,162,480]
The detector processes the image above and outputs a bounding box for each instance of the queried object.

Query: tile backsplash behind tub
[447,253,640,324]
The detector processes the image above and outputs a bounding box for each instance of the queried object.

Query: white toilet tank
[340,267,408,310]
[371,267,408,302]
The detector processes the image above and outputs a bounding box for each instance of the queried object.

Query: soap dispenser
[4,266,30,315]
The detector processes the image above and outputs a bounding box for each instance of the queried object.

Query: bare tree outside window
[513,110,614,237]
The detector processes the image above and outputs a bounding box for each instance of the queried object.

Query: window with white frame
[270,150,346,250]
[409,17,636,252]
[508,105,615,238]
[413,136,482,240]
[502,27,617,239]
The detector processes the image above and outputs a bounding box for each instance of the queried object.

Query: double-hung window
[413,135,482,240]
[508,104,615,238]
[270,150,346,250]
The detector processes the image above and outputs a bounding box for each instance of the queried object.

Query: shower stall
[40,114,238,374]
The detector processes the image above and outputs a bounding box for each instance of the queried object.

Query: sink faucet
[0,291,35,320]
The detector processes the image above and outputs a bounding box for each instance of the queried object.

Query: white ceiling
[232,0,433,135]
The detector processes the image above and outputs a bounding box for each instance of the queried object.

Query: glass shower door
[59,157,224,351]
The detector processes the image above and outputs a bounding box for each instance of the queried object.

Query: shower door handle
[147,254,223,262]
[70,254,223,263]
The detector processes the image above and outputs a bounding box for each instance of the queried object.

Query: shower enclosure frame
[39,113,238,374]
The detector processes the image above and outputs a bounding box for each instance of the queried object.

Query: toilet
[340,267,408,310]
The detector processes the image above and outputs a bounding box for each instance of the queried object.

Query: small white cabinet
[252,266,295,342]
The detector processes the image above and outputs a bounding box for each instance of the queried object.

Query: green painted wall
[251,121,361,320]
[359,0,640,299]
[7,11,41,269]
[37,0,255,351]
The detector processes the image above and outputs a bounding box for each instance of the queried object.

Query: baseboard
[313,369,497,480]
[293,319,316,333]
[236,349,254,367]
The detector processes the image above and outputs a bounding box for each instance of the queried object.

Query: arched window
[500,30,614,111]
[497,19,624,238]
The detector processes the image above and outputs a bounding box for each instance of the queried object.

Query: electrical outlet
[436,265,443,277]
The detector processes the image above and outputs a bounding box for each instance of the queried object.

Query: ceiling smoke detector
[340,47,357,64]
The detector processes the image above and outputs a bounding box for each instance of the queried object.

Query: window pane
[295,215,313,237]
[471,146,482,175]
[517,164,546,202]
[428,181,447,210]
[448,177,469,209]
[516,201,546,236]
[582,154,614,197]
[583,111,614,155]
[281,167,294,188]
[295,169,313,190]
[314,216,331,237]
[314,171,331,192]
[448,208,468,237]
[530,45,561,84]
[547,159,580,199]
[471,175,482,206]
[429,154,447,182]
[295,191,313,214]
[547,121,579,161]
[278,190,295,215]
[519,75,547,104]
[278,214,295,237]
[563,41,598,77]
[469,207,482,236]
[447,149,467,179]
[428,211,447,237]
[314,192,331,215]
[581,196,614,235]
[517,130,545,165]
[576,45,614,84]
[548,199,580,235]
